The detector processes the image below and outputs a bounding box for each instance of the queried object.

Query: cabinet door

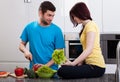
[103,0,120,33]
[28,0,65,32]
[0,0,29,61]
[64,0,102,33]
[64,0,85,33]
[88,0,102,33]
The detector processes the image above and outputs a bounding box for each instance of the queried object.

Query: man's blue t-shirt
[20,21,65,70]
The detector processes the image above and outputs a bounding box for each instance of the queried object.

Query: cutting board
[0,71,10,78]
[9,73,27,78]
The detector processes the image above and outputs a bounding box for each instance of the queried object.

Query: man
[19,1,65,70]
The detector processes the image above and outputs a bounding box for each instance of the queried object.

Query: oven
[65,33,120,64]
[64,33,83,61]
[65,40,83,61]
[100,34,120,64]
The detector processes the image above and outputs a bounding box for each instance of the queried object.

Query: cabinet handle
[24,0,31,3]
[69,43,81,45]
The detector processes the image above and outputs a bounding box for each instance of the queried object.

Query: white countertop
[105,64,116,74]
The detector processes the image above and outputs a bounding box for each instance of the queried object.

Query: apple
[14,67,24,76]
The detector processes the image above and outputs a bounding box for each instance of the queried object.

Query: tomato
[32,64,42,71]
[0,71,7,75]
[14,67,24,76]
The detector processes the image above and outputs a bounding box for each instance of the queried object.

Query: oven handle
[69,43,82,45]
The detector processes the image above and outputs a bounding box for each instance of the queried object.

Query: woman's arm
[72,32,95,66]
[63,32,95,66]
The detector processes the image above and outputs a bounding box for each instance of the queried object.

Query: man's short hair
[39,1,56,14]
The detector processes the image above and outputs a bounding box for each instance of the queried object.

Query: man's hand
[24,50,32,61]
[19,41,32,60]
[32,64,43,71]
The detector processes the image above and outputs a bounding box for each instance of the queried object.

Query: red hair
[70,2,92,27]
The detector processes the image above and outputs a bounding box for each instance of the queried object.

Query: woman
[57,2,106,79]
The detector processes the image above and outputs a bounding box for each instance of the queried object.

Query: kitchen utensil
[30,60,34,67]
[29,58,34,67]
[0,71,10,78]
[9,73,27,78]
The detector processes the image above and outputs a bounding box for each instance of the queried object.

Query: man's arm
[45,48,64,67]
[19,41,27,53]
[19,41,32,61]
[45,59,54,67]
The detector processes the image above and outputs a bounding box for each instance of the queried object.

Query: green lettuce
[52,49,66,65]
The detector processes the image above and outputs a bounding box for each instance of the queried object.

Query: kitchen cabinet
[64,0,84,33]
[102,0,120,33]
[88,0,103,33]
[64,0,120,33]
[0,0,30,71]
[0,0,29,62]
[64,0,103,33]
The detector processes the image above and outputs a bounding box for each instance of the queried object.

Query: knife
[29,58,34,67]
[30,60,34,67]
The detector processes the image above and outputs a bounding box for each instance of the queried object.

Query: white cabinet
[0,0,29,61]
[64,0,83,33]
[64,0,103,33]
[103,0,120,33]
[88,0,103,33]
[64,0,120,33]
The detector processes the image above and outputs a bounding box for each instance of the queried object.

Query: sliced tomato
[0,71,7,75]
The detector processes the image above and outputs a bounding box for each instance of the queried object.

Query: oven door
[67,40,83,61]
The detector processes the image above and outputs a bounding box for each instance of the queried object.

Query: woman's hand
[77,62,83,66]
[62,59,75,66]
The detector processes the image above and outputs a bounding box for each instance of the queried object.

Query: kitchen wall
[0,0,120,72]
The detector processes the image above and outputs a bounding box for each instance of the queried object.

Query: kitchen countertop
[0,74,115,82]
[0,64,116,82]
[0,77,60,82]
[105,64,116,74]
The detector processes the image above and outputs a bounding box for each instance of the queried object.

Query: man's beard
[41,19,50,25]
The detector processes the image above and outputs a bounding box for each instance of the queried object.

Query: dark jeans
[57,64,105,79]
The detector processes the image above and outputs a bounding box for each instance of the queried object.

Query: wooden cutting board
[9,73,27,78]
[0,71,10,78]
